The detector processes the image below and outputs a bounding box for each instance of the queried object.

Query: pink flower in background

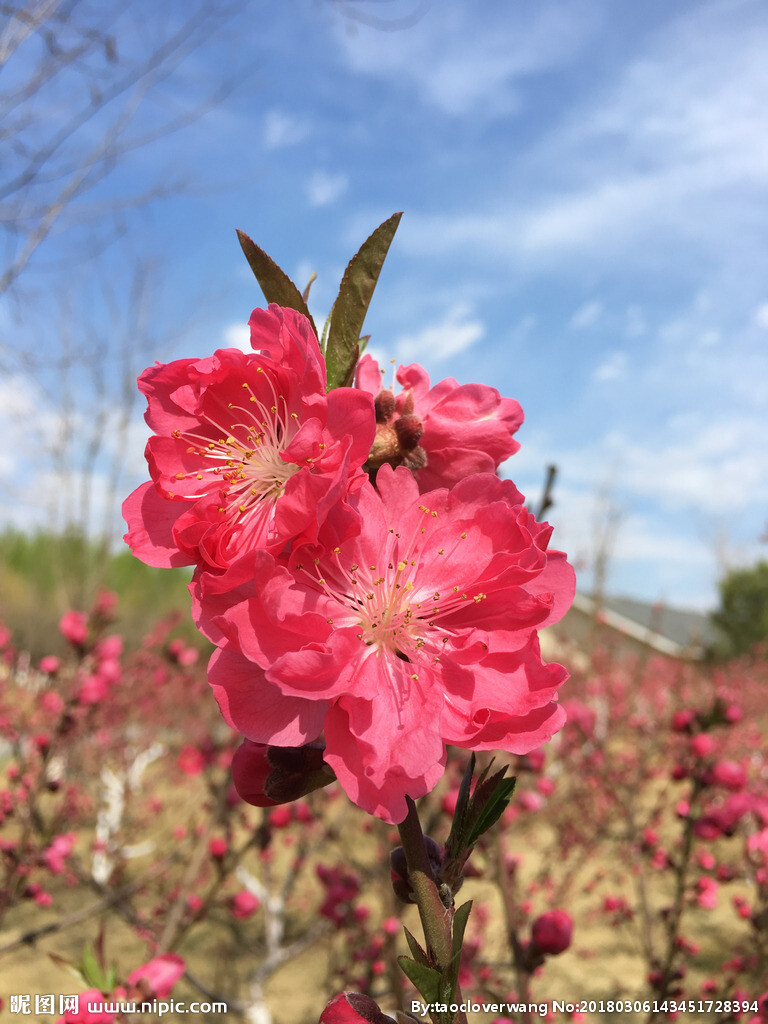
[195,465,573,823]
[127,953,185,998]
[231,890,260,918]
[59,610,88,646]
[123,305,374,578]
[177,744,205,776]
[44,833,75,874]
[59,989,117,1024]
[355,353,523,491]
[530,909,573,955]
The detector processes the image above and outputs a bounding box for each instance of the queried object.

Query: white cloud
[625,305,647,338]
[223,322,252,353]
[569,300,603,330]
[400,2,768,271]
[593,351,628,383]
[263,109,308,150]
[305,171,349,207]
[699,329,721,348]
[394,304,484,361]
[333,0,600,117]
[753,302,768,329]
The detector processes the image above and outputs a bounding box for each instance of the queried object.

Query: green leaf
[325,211,402,391]
[80,943,109,991]
[443,900,473,1005]
[404,926,432,967]
[451,900,473,962]
[397,956,444,1004]
[445,754,476,859]
[236,230,317,337]
[467,776,516,847]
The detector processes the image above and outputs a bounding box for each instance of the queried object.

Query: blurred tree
[0,0,253,567]
[0,0,247,295]
[711,560,768,658]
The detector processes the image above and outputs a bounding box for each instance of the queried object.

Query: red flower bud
[671,710,695,733]
[530,909,573,955]
[374,389,396,423]
[232,740,334,807]
[59,610,88,647]
[690,733,715,759]
[319,993,396,1024]
[393,413,424,451]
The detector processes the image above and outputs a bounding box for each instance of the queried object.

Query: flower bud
[710,760,747,791]
[390,836,443,904]
[319,993,396,1024]
[671,710,695,733]
[59,610,88,647]
[393,414,424,451]
[232,740,335,807]
[690,733,715,759]
[530,909,573,955]
[374,389,396,423]
[230,890,260,918]
[127,953,185,999]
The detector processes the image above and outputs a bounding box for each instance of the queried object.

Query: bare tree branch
[0,0,250,295]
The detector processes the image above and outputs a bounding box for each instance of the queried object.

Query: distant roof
[567,593,719,658]
[603,595,718,649]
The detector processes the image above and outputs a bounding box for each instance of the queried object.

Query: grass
[0,528,200,658]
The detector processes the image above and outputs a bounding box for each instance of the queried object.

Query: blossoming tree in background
[122,213,576,1022]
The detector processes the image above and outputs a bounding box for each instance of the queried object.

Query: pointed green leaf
[236,230,317,336]
[80,943,108,991]
[404,926,432,967]
[445,753,476,859]
[325,211,402,390]
[397,956,444,1003]
[444,901,473,1004]
[451,900,473,962]
[467,776,517,846]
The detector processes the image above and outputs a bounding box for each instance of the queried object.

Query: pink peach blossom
[59,610,88,646]
[127,953,185,998]
[123,304,374,578]
[231,890,260,918]
[710,760,747,791]
[356,354,523,491]
[44,833,75,874]
[194,465,573,822]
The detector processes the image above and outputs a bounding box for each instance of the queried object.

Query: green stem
[397,797,468,1024]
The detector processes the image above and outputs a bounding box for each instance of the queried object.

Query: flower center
[167,369,301,526]
[298,505,484,670]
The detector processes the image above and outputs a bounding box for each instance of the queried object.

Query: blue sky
[2,0,767,610]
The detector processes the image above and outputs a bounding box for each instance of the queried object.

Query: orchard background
[2,1,768,1023]
[1,537,767,1021]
